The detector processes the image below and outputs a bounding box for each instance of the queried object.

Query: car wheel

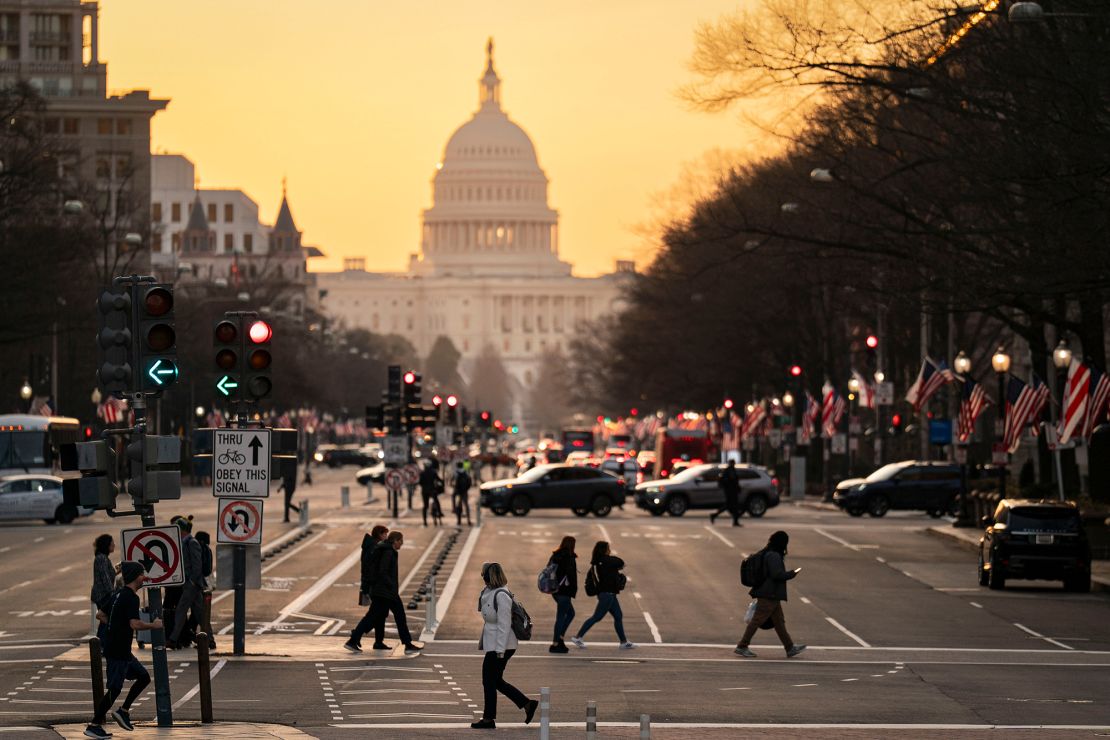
[988,560,1006,590]
[510,495,531,517]
[665,495,688,517]
[54,504,77,525]
[591,495,613,517]
[867,496,890,518]
[847,507,864,517]
[572,507,591,517]
[1063,574,1091,593]
[43,518,56,525]
[491,506,509,517]
[746,494,768,518]
[977,554,989,587]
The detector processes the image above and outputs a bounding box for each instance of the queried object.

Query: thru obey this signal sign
[217,497,264,545]
[121,526,184,587]
[213,428,271,498]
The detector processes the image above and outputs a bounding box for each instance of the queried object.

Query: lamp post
[847,377,860,477]
[952,351,973,526]
[991,347,1011,497]
[1051,340,1072,501]
[19,378,32,405]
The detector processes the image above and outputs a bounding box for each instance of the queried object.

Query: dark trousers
[283,488,300,521]
[454,490,471,525]
[552,594,575,641]
[368,596,412,645]
[93,656,149,724]
[351,598,378,644]
[575,592,626,642]
[481,649,528,720]
[170,582,205,643]
[712,492,740,524]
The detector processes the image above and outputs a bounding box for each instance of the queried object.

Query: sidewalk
[927,525,1110,589]
[792,497,839,512]
[54,722,312,739]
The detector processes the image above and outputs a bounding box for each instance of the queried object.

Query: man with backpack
[167,515,205,650]
[344,525,390,652]
[735,530,806,658]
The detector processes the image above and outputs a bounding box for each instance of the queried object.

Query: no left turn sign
[121,526,184,588]
[217,497,264,545]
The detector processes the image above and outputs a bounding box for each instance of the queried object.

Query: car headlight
[652,497,661,504]
[313,453,324,462]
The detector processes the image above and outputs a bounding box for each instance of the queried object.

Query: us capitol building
[318,41,631,417]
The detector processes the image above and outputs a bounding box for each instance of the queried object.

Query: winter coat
[359,534,382,593]
[477,587,518,654]
[749,550,796,601]
[370,542,400,600]
[718,466,741,496]
[454,472,472,496]
[182,534,204,587]
[91,552,115,606]
[419,466,441,495]
[549,550,577,598]
[589,555,625,594]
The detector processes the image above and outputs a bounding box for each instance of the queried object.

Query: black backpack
[493,588,533,641]
[200,543,213,578]
[740,550,768,588]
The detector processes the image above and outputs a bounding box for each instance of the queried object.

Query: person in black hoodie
[570,541,636,650]
[548,536,577,653]
[344,525,390,652]
[366,531,423,654]
[734,530,806,658]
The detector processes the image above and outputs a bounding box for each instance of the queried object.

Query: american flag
[906,357,957,412]
[1003,376,1051,453]
[956,376,990,442]
[802,391,820,443]
[821,382,846,438]
[1057,359,1090,445]
[1086,366,1110,439]
[719,411,741,451]
[740,402,767,441]
[851,369,875,409]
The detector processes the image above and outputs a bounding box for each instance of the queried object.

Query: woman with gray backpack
[570,541,636,650]
[472,562,538,730]
[735,530,806,658]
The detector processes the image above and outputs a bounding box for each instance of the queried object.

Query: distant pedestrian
[734,530,806,659]
[453,463,472,526]
[571,541,635,650]
[84,561,163,739]
[193,531,217,650]
[709,460,742,527]
[167,515,205,650]
[471,562,538,730]
[419,462,442,527]
[367,531,423,654]
[301,448,314,486]
[547,536,577,653]
[90,534,116,648]
[279,465,300,523]
[525,455,537,471]
[345,524,390,652]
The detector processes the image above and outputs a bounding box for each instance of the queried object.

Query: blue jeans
[552,594,575,641]
[575,592,626,642]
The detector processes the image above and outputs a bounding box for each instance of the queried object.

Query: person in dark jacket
[570,541,635,650]
[365,531,423,654]
[735,530,806,658]
[168,515,205,649]
[548,536,578,653]
[709,460,742,526]
[91,534,117,648]
[193,531,217,650]
[278,465,300,523]
[453,463,472,526]
[344,525,390,652]
[419,463,442,527]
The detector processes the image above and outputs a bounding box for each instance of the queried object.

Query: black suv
[978,499,1091,592]
[833,461,962,518]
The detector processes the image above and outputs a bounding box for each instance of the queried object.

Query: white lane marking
[0,547,9,554]
[800,596,812,605]
[596,523,612,543]
[814,528,861,551]
[875,557,886,563]
[643,612,662,643]
[424,639,1110,655]
[793,683,818,687]
[841,678,858,682]
[33,537,44,543]
[1014,623,1074,650]
[703,526,735,548]
[719,687,750,691]
[328,722,1110,730]
[172,658,226,709]
[825,618,871,648]
[970,602,983,609]
[258,547,364,633]
[0,582,33,597]
[621,689,660,693]
[422,525,480,642]
[212,529,329,605]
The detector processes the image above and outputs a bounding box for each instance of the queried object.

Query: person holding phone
[734,530,806,658]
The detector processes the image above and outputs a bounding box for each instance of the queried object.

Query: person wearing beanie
[85,562,162,738]
[734,530,806,659]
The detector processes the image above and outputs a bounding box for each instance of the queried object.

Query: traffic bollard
[340,486,350,508]
[425,575,438,631]
[539,687,551,740]
[640,713,651,739]
[89,637,104,716]
[195,632,213,724]
[586,699,597,740]
[299,499,309,526]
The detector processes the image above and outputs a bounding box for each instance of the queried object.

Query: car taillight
[772,477,779,488]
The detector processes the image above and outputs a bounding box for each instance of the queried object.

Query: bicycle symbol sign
[212,428,271,498]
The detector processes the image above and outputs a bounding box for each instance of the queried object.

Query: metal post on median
[539,687,550,740]
[366,479,374,503]
[425,574,438,631]
[586,700,597,740]
[299,498,309,526]
[233,545,246,656]
[89,637,104,715]
[195,632,213,724]
[640,713,651,739]
[340,485,350,508]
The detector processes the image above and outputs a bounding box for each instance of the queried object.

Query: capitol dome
[415,40,569,278]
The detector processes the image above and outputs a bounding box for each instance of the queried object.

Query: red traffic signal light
[789,365,803,377]
[248,320,272,344]
[144,286,173,316]
[892,413,902,428]
[866,335,879,349]
[480,411,490,421]
[723,399,734,409]
[446,394,458,407]
[432,394,443,406]
[403,371,416,385]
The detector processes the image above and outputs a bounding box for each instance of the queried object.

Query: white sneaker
[570,636,586,649]
[619,641,637,650]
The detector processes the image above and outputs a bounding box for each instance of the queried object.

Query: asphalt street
[1,466,1108,738]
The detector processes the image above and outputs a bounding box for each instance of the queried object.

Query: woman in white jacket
[471,562,538,730]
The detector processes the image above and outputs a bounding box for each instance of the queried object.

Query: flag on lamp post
[956,376,990,443]
[1004,376,1051,453]
[1057,359,1090,445]
[906,357,957,412]
[1085,366,1110,439]
[851,369,876,409]
[821,382,846,438]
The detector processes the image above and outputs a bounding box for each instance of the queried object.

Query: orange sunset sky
[98,0,762,276]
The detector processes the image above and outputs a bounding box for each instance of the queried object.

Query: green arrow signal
[217,375,239,397]
[147,359,178,386]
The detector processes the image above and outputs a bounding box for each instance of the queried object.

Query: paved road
[1,469,1108,737]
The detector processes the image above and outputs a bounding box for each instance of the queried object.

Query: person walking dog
[570,541,636,649]
[547,536,577,653]
[471,562,538,730]
[735,530,806,658]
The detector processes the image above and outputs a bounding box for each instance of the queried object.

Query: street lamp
[847,377,860,394]
[19,378,32,401]
[1051,340,1072,500]
[954,351,971,376]
[953,349,972,526]
[1052,340,1072,370]
[782,391,794,408]
[991,347,1011,497]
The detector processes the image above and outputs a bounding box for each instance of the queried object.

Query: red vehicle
[653,427,714,479]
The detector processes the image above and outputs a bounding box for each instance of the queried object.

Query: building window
[43,117,59,134]
[244,233,253,252]
[152,202,162,222]
[406,318,414,331]
[224,233,234,251]
[63,118,78,135]
[97,118,112,135]
[116,119,132,136]
[171,202,181,222]
[207,203,216,223]
[224,203,233,222]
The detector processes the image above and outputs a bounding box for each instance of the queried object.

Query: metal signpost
[385,468,404,518]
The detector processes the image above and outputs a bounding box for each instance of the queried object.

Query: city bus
[0,415,82,477]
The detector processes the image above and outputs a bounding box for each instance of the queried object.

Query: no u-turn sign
[217,497,264,545]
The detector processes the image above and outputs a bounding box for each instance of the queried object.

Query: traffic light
[387,403,402,433]
[789,364,803,377]
[479,410,491,428]
[124,434,181,505]
[432,394,443,407]
[135,284,178,392]
[445,394,458,425]
[60,440,115,510]
[366,404,384,430]
[214,318,240,398]
[96,288,132,396]
[403,371,421,404]
[724,398,734,410]
[865,334,879,370]
[891,413,903,435]
[387,365,402,404]
[244,319,273,400]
